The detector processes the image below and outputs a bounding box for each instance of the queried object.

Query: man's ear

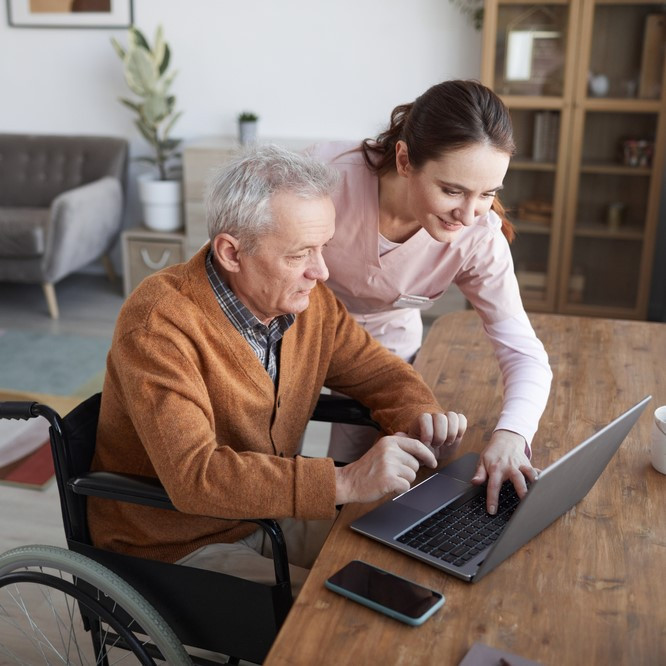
[212,233,242,273]
[395,140,411,177]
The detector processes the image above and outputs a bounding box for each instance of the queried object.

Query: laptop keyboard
[395,482,521,567]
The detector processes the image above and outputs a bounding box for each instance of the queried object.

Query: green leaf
[153,26,166,69]
[159,43,171,77]
[110,37,125,60]
[130,26,150,51]
[163,110,183,138]
[143,94,170,125]
[135,119,157,147]
[119,97,142,113]
[160,69,178,95]
[125,47,159,96]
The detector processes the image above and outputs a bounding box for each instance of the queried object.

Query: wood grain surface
[266,311,666,666]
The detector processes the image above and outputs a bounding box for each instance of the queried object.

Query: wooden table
[266,311,666,665]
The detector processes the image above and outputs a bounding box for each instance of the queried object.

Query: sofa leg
[102,254,117,282]
[42,283,60,319]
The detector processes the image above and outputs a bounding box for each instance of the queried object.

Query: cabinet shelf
[579,162,652,176]
[511,159,558,171]
[499,95,567,110]
[583,98,663,112]
[573,223,644,240]
[514,220,553,234]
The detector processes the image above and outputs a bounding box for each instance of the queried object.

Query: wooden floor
[0,272,466,663]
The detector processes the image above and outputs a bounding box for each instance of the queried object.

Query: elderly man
[89,145,466,591]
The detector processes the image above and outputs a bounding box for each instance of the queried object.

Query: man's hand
[408,411,467,464]
[470,429,539,515]
[334,434,438,505]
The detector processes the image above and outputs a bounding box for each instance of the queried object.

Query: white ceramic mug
[651,406,666,474]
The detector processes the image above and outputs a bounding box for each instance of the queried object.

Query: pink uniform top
[309,141,552,447]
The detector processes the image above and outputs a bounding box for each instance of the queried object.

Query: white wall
[0,0,482,234]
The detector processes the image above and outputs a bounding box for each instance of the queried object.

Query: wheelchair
[0,393,377,665]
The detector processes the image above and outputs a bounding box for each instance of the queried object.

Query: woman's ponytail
[361,102,413,175]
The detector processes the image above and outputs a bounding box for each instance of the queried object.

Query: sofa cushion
[0,208,49,258]
[0,134,128,208]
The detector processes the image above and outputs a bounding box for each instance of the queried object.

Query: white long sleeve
[482,311,552,450]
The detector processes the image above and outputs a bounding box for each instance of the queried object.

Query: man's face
[223,192,336,325]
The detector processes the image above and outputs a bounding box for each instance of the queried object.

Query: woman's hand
[471,429,539,515]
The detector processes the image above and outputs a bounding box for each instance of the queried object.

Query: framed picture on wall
[7,0,133,28]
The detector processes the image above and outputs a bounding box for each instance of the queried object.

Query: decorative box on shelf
[517,199,553,225]
[121,227,187,297]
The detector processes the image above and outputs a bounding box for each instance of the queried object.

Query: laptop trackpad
[396,473,471,512]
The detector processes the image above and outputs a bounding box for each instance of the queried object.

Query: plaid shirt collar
[205,249,295,339]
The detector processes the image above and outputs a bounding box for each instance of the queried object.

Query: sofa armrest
[44,176,123,283]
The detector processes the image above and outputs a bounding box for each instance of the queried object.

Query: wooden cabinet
[121,228,186,296]
[183,137,325,258]
[482,0,666,318]
[182,137,239,257]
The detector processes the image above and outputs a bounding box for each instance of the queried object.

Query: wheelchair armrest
[69,471,292,588]
[311,394,379,429]
[69,471,175,510]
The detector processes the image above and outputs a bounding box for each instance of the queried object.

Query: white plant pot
[239,121,258,146]
[138,175,183,232]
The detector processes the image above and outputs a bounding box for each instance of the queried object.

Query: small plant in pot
[112,25,184,232]
[238,111,259,146]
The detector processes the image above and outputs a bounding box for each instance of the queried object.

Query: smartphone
[324,559,444,626]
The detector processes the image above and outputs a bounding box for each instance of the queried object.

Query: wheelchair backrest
[53,392,102,544]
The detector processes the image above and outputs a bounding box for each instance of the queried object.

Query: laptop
[351,396,651,583]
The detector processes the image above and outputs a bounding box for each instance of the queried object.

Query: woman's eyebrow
[438,180,505,192]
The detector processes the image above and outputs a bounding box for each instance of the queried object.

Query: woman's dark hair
[361,80,516,242]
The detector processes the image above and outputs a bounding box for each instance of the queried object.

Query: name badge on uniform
[392,294,435,310]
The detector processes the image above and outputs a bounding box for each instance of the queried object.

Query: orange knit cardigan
[88,245,442,563]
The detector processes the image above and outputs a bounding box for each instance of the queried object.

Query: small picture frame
[6,0,133,29]
[505,29,562,84]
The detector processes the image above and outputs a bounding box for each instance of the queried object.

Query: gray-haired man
[90,145,466,593]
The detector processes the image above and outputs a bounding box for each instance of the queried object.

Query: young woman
[308,80,552,514]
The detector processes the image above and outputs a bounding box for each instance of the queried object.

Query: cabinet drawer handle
[141,248,171,270]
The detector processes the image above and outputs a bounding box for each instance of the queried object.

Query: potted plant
[238,111,259,145]
[112,25,184,232]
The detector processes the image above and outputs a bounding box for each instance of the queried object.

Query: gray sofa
[0,133,128,318]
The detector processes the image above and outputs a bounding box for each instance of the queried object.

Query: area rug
[0,440,54,490]
[0,325,108,491]
[0,391,80,491]
[0,328,110,397]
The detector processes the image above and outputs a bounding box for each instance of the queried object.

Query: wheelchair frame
[0,393,377,664]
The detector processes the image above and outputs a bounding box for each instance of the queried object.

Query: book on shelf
[638,14,666,99]
[532,111,559,162]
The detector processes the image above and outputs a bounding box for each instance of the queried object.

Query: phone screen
[326,560,443,622]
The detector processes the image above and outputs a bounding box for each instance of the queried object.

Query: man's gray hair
[205,144,339,253]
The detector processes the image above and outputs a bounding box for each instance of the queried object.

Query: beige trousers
[176,517,335,596]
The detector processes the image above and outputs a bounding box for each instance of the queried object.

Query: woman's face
[396,141,511,243]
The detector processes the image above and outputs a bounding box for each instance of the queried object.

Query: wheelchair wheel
[0,544,192,665]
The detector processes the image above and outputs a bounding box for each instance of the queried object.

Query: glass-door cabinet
[482,0,579,312]
[560,1,666,317]
[482,0,666,318]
